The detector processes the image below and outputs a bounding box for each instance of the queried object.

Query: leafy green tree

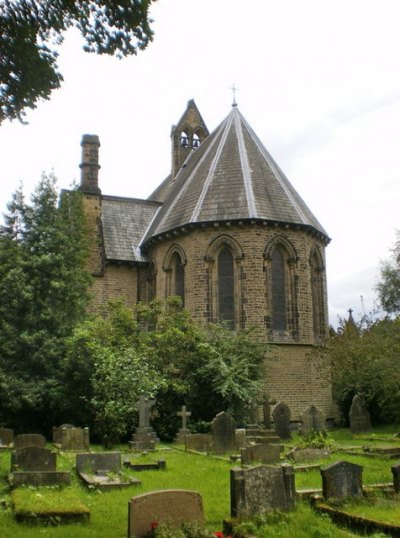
[0,175,91,431]
[64,300,163,442]
[377,230,400,314]
[318,316,400,424]
[0,0,155,123]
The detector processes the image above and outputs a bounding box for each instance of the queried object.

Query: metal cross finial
[348,308,353,315]
[230,84,239,107]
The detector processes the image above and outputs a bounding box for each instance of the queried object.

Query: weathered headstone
[128,490,204,538]
[287,447,330,463]
[9,446,71,487]
[301,404,325,435]
[349,394,371,434]
[76,451,137,489]
[211,411,236,454]
[174,406,191,443]
[129,395,158,451]
[53,425,90,450]
[11,446,56,471]
[391,462,400,493]
[235,428,247,450]
[185,433,212,452]
[272,402,292,440]
[76,452,122,475]
[230,464,295,518]
[321,460,363,500]
[14,433,46,449]
[240,443,281,465]
[0,428,14,447]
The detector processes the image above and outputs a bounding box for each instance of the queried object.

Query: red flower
[214,533,224,538]
[150,521,158,530]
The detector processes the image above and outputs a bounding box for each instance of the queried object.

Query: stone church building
[79,100,335,421]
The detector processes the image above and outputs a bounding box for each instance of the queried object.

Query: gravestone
[0,428,14,447]
[76,452,137,489]
[301,404,325,435]
[287,447,330,463]
[272,402,292,440]
[185,433,212,452]
[9,446,71,487]
[240,443,281,465]
[53,425,90,450]
[230,464,295,518]
[174,406,191,444]
[128,489,204,538]
[11,446,56,471]
[211,411,236,454]
[129,395,158,451]
[321,460,363,500]
[391,462,400,493]
[76,452,122,475]
[349,394,371,434]
[235,428,247,450]
[14,433,46,449]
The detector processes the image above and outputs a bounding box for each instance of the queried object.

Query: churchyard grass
[0,430,399,537]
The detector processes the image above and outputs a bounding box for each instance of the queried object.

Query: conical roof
[143,106,329,245]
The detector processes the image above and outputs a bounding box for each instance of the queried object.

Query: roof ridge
[190,111,234,222]
[233,107,258,219]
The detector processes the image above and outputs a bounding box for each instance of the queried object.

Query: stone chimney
[80,134,101,194]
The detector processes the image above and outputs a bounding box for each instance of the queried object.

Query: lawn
[0,427,399,537]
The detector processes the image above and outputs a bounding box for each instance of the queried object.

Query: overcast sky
[1,0,399,325]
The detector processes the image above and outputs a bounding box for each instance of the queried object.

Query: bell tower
[171,99,209,178]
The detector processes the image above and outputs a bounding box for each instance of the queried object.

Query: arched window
[180,131,189,147]
[271,248,286,330]
[172,252,185,304]
[205,235,244,329]
[192,132,200,148]
[163,245,186,305]
[218,246,235,326]
[264,236,299,340]
[310,247,325,340]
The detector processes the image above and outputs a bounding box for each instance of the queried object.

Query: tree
[0,0,155,123]
[0,175,92,431]
[377,230,400,314]
[65,297,269,442]
[318,316,400,424]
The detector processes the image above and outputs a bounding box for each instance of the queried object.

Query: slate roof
[101,196,161,262]
[143,105,329,245]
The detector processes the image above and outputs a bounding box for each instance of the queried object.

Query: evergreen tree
[0,174,91,432]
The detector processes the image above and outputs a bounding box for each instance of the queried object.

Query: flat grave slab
[76,452,140,489]
[123,459,166,471]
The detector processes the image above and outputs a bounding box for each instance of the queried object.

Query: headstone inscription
[349,394,371,434]
[128,490,204,538]
[0,428,14,447]
[14,433,46,449]
[211,411,236,454]
[272,402,292,440]
[391,462,400,494]
[175,405,191,443]
[230,464,295,518]
[301,404,325,435]
[321,460,363,500]
[129,395,158,451]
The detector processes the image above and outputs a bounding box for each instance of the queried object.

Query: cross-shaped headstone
[177,405,191,429]
[136,395,155,428]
